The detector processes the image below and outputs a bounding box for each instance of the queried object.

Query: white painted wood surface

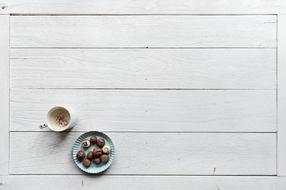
[10,89,276,132]
[10,16,276,48]
[2,176,286,190]
[0,15,9,175]
[10,49,276,89]
[0,0,286,14]
[0,0,284,187]
[10,132,276,175]
[278,14,286,176]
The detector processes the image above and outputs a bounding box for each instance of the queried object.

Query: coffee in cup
[40,106,76,132]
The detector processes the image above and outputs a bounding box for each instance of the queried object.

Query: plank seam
[4,174,281,177]
[9,131,277,134]
[8,88,277,90]
[10,14,277,16]
[8,14,10,176]
[276,14,279,176]
[7,174,278,176]
[10,47,277,49]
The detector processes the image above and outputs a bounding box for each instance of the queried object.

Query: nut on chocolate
[102,146,110,154]
[82,140,91,148]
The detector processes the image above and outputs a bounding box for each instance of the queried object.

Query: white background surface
[1,0,286,189]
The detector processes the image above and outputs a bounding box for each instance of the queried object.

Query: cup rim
[46,106,72,132]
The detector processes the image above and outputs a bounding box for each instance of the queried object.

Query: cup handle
[39,123,48,129]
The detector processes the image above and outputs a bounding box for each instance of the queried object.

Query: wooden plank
[278,14,286,176]
[10,49,276,89]
[9,132,276,175]
[1,0,286,14]
[10,89,276,132]
[2,176,286,190]
[10,15,276,48]
[0,15,9,175]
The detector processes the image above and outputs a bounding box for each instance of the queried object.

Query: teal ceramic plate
[72,131,115,174]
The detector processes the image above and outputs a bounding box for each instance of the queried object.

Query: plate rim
[72,131,115,174]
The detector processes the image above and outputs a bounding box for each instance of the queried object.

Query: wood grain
[2,176,286,190]
[9,132,276,175]
[10,89,276,132]
[1,0,286,14]
[10,15,276,48]
[0,15,9,175]
[10,49,276,89]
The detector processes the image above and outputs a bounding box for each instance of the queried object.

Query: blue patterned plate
[72,131,115,174]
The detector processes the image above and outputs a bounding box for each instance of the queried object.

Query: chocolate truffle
[93,147,102,158]
[96,138,105,148]
[82,140,91,148]
[100,154,109,163]
[90,135,97,144]
[83,158,91,168]
[87,151,93,160]
[76,150,85,161]
[93,158,101,165]
[102,146,110,154]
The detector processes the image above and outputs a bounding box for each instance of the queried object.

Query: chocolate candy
[87,151,93,160]
[93,147,102,158]
[100,155,109,163]
[83,158,91,168]
[90,136,97,144]
[96,138,105,148]
[76,150,85,161]
[102,146,110,154]
[76,135,111,169]
[82,140,91,148]
[93,158,101,165]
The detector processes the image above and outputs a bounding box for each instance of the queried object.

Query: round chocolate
[82,140,91,148]
[93,158,101,165]
[100,154,109,163]
[76,150,85,161]
[90,136,97,144]
[87,151,93,160]
[83,158,91,168]
[92,147,102,158]
[96,138,105,148]
[102,146,110,154]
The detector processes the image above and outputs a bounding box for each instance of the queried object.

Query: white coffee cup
[40,106,77,132]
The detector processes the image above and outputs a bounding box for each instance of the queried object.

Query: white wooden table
[1,1,286,189]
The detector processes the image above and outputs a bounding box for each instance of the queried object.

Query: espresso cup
[40,106,77,132]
